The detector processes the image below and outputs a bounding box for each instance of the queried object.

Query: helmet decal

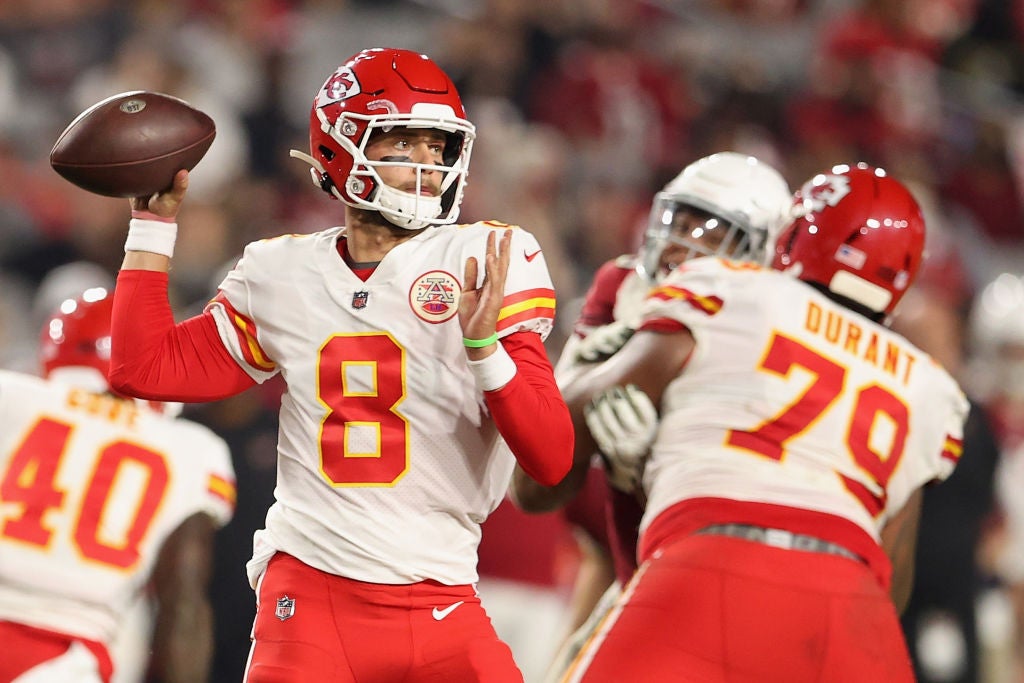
[367,99,399,116]
[318,67,361,106]
[801,173,851,212]
[835,243,867,270]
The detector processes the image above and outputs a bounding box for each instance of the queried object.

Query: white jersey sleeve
[202,222,558,586]
[637,258,969,542]
[473,221,556,341]
[0,370,235,646]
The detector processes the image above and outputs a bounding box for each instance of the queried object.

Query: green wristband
[463,333,499,348]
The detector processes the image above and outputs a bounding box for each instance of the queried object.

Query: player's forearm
[149,512,216,682]
[122,250,171,272]
[487,371,573,486]
[880,488,923,613]
[485,333,573,487]
[110,269,256,401]
[510,409,593,512]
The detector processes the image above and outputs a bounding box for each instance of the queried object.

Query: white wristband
[467,342,518,392]
[125,217,178,258]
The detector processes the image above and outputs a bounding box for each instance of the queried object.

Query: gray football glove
[574,320,635,363]
[584,384,659,493]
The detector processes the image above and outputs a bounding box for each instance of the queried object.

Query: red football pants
[0,621,112,683]
[244,553,523,683]
[563,533,914,683]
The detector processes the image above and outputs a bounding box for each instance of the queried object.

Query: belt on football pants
[695,523,864,564]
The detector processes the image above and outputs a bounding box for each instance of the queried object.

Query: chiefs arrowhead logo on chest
[409,270,461,323]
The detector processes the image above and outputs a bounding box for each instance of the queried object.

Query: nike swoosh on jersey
[524,249,542,262]
[432,601,465,620]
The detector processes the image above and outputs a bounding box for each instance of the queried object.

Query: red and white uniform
[638,258,965,561]
[555,255,648,585]
[0,370,235,683]
[111,218,568,683]
[557,255,648,370]
[566,258,968,683]
[204,222,556,588]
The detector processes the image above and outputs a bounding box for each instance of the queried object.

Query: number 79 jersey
[205,221,556,586]
[0,370,235,643]
[637,258,969,542]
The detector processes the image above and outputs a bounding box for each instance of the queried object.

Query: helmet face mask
[293,48,477,231]
[772,163,925,318]
[639,201,756,280]
[636,152,791,282]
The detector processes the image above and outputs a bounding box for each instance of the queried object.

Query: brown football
[49,91,216,198]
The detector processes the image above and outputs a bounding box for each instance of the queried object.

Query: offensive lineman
[533,152,792,679]
[517,163,969,681]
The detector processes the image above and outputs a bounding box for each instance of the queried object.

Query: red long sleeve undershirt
[110,269,573,486]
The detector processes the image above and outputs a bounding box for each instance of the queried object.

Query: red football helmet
[39,287,114,393]
[772,163,925,317]
[39,287,182,416]
[291,48,476,230]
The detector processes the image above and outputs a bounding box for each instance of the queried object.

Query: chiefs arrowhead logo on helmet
[317,67,360,107]
[799,173,852,214]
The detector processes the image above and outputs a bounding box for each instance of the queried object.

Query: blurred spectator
[525,2,693,191]
[893,286,1000,683]
[968,272,1024,681]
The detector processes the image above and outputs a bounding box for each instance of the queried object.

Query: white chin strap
[375,185,442,230]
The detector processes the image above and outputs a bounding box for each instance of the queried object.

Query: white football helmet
[969,272,1024,400]
[636,152,791,282]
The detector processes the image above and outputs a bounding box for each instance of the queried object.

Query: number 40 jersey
[0,370,235,645]
[638,257,969,549]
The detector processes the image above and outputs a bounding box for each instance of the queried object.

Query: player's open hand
[460,229,511,352]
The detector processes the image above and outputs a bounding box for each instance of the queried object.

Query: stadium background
[1,1,1022,681]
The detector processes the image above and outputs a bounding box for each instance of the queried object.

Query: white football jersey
[205,221,556,586]
[0,370,235,645]
[637,258,969,541]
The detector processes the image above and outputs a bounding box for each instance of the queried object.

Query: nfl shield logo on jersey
[352,290,369,310]
[275,595,295,621]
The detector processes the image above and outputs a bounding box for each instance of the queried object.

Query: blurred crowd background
[3,0,1024,682]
